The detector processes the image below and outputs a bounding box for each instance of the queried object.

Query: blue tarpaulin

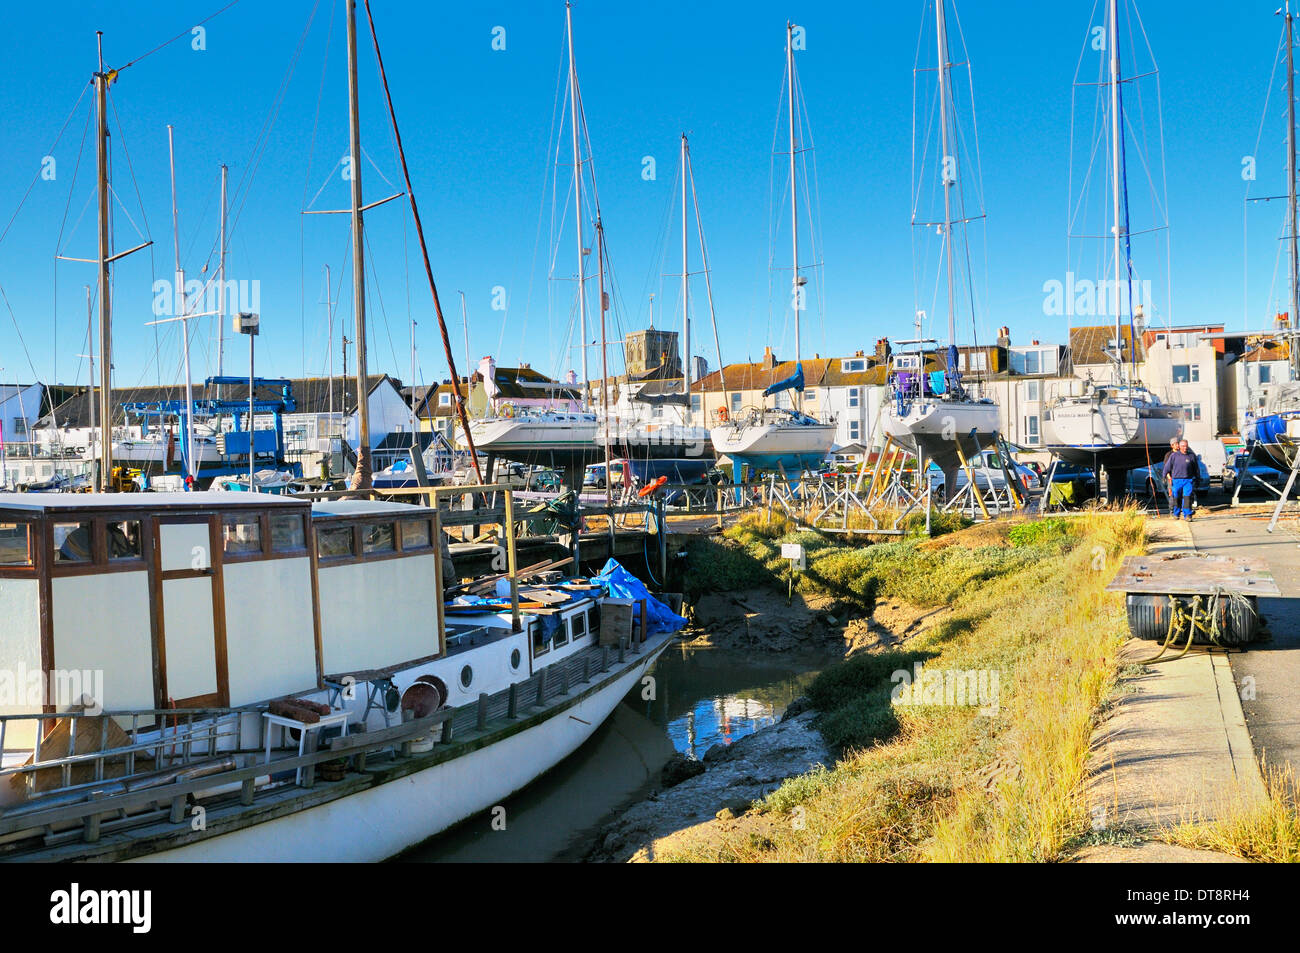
[763,362,805,398]
[592,559,688,634]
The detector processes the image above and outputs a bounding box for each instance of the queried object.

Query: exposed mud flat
[585,706,831,863]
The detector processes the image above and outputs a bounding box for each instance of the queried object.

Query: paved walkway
[1083,516,1269,850]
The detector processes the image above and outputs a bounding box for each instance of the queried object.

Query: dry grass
[1163,764,1300,862]
[663,508,1147,863]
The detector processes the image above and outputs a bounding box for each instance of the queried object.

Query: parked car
[1223,452,1288,497]
[928,449,1042,498]
[1126,459,1211,498]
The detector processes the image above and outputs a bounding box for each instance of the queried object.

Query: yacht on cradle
[882,0,999,496]
[709,22,836,480]
[462,4,607,488]
[1042,0,1182,494]
[1245,3,1300,472]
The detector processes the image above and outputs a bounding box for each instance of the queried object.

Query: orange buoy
[637,475,669,497]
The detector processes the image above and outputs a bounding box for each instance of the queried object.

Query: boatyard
[2,0,1299,937]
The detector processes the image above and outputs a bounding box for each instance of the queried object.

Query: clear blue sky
[0,0,1290,396]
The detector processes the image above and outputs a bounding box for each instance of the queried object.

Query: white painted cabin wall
[51,573,153,710]
[0,578,41,718]
[318,553,439,674]
[223,559,318,705]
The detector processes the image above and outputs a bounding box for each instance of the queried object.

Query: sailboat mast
[94,33,112,490]
[1109,0,1125,385]
[167,125,198,483]
[566,2,589,411]
[935,0,958,363]
[787,22,802,406]
[85,286,96,439]
[345,0,371,471]
[1287,2,1299,377]
[218,164,228,381]
[681,134,691,426]
[597,220,612,515]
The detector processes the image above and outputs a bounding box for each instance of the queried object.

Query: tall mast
[94,33,112,490]
[459,291,470,410]
[85,286,96,439]
[597,220,612,517]
[1287,2,1300,377]
[345,0,370,475]
[935,0,958,366]
[217,163,228,381]
[681,133,691,426]
[167,125,198,483]
[787,21,802,409]
[326,264,334,424]
[1109,0,1125,385]
[566,2,589,410]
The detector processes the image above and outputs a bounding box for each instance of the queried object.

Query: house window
[1185,403,1202,422]
[439,393,451,407]
[691,395,701,413]
[1024,380,1041,402]
[848,387,860,408]
[730,393,742,414]
[840,359,866,373]
[804,389,816,403]
[848,420,860,441]
[1172,364,1199,384]
[1259,365,1272,385]
[10,418,27,437]
[968,352,988,372]
[1025,415,1040,445]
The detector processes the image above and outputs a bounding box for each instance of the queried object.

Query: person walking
[1160,436,1179,512]
[1165,439,1199,521]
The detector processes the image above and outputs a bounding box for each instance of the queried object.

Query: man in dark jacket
[1165,439,1199,520]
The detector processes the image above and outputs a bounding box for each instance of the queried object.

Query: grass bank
[1164,765,1300,862]
[668,509,1146,862]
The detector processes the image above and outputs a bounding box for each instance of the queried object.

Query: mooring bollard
[536,667,548,706]
[601,646,610,672]
[476,692,489,730]
[507,682,519,719]
[561,666,570,696]
[618,637,626,664]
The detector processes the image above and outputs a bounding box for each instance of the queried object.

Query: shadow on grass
[808,648,937,751]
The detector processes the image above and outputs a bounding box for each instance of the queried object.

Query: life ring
[499,402,516,419]
[638,475,669,497]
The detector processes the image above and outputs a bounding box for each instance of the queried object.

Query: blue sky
[0,0,1291,395]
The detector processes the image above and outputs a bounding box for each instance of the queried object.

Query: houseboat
[0,490,676,862]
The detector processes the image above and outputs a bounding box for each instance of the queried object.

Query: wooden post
[507,681,519,719]
[536,666,548,706]
[504,488,520,633]
[657,499,668,587]
[476,692,489,730]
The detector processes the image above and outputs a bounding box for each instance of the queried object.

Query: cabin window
[54,522,93,562]
[530,621,548,656]
[363,523,395,554]
[105,520,142,560]
[400,519,431,550]
[222,514,262,555]
[317,525,354,559]
[553,617,569,647]
[0,523,31,566]
[510,648,522,671]
[460,665,473,689]
[572,611,587,640]
[270,513,306,552]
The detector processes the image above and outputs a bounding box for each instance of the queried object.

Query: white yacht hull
[709,416,835,473]
[463,415,603,471]
[599,419,714,460]
[1043,398,1183,471]
[137,639,667,863]
[882,399,1000,476]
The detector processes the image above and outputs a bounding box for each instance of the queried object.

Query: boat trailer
[1106,552,1279,661]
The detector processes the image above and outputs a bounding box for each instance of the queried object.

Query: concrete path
[1082,517,1268,855]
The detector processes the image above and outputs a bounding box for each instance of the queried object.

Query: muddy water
[408,641,837,862]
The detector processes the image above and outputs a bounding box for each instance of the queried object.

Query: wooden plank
[1106,553,1280,596]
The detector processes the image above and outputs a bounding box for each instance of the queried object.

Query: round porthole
[460,665,473,689]
[510,648,522,671]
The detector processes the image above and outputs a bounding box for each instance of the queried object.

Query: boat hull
[882,399,1000,475]
[709,418,835,474]
[464,415,603,471]
[135,640,668,862]
[1043,399,1183,471]
[599,421,714,461]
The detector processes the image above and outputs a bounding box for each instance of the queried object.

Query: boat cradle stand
[324,669,403,728]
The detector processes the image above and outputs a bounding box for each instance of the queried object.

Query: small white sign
[780,542,806,571]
